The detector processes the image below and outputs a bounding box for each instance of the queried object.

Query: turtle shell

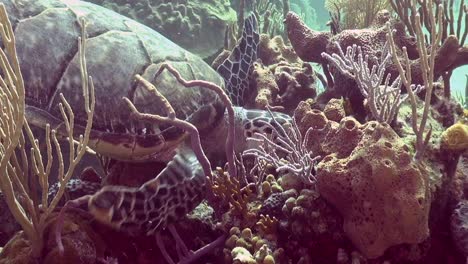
[6,0,225,161]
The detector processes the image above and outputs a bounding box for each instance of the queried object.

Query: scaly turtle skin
[216,14,259,106]
[7,0,292,236]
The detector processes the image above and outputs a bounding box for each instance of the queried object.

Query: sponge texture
[295,101,430,258]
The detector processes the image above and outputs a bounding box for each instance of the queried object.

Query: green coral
[87,0,236,58]
[200,0,236,22]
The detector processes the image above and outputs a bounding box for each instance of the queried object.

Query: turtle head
[202,106,292,166]
[234,107,292,151]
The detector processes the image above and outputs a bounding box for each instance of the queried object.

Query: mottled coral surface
[295,101,431,258]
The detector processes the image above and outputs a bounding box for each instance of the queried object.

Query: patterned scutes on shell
[9,0,225,160]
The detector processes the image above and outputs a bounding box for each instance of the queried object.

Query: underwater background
[0,0,467,263]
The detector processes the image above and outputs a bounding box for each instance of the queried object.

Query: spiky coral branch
[122,75,213,180]
[243,110,320,186]
[0,2,32,241]
[386,0,443,160]
[44,16,95,217]
[322,41,421,124]
[390,0,467,98]
[149,63,237,178]
[390,0,467,45]
[0,10,95,257]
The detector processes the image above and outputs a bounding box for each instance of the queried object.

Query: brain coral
[440,122,468,153]
[88,0,236,58]
[315,120,430,258]
[294,101,430,258]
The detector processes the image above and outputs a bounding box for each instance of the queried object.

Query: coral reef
[0,210,107,264]
[1,0,468,263]
[278,188,345,263]
[285,10,468,121]
[323,98,346,122]
[271,62,318,113]
[258,34,300,65]
[250,62,281,110]
[211,167,258,229]
[87,0,236,58]
[322,40,416,124]
[224,227,280,264]
[246,34,318,113]
[285,13,332,64]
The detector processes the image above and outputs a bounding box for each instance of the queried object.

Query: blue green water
[294,0,467,97]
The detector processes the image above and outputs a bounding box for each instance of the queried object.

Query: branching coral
[210,167,256,225]
[386,1,443,160]
[390,0,467,45]
[256,214,278,238]
[322,41,421,124]
[243,110,320,186]
[390,0,468,97]
[286,9,468,105]
[0,11,95,258]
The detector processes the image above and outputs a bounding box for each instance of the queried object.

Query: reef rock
[247,34,318,113]
[451,199,468,256]
[258,34,300,66]
[250,62,280,110]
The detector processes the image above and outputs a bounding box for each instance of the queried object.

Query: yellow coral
[231,247,256,264]
[256,215,278,237]
[440,122,468,152]
[210,168,258,230]
[316,121,430,258]
[263,255,275,264]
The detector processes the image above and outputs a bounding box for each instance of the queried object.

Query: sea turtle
[6,0,291,239]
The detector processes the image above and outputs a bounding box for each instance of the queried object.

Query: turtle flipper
[216,14,260,106]
[87,147,205,235]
